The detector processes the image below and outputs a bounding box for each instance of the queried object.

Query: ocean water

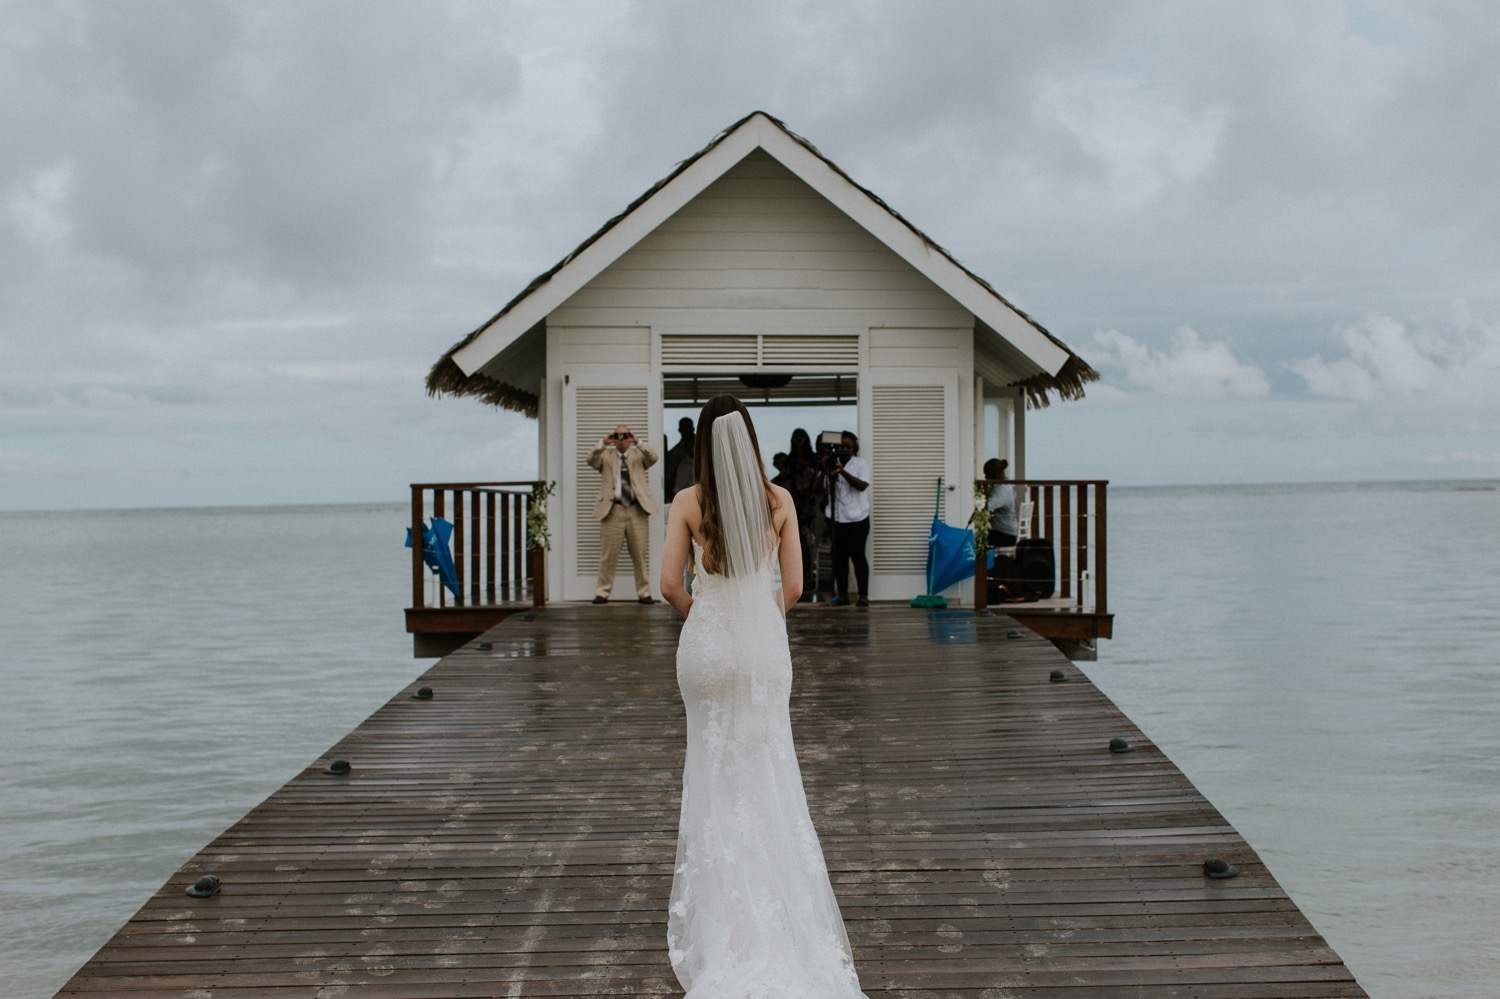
[1088,481,1500,998]
[1,485,1497,997]
[0,505,424,999]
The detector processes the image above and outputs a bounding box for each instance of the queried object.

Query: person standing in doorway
[784,428,822,600]
[822,430,870,607]
[663,417,696,503]
[589,424,659,604]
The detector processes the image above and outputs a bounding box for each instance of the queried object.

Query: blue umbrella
[911,478,994,608]
[926,516,985,595]
[405,516,459,598]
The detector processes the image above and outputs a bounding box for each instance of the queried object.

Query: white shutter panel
[660,334,758,366]
[870,384,947,573]
[759,334,859,367]
[660,333,859,370]
[573,386,651,576]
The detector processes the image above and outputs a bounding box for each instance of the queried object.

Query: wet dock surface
[58,604,1366,997]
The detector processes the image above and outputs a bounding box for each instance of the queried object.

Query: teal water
[1,486,1497,997]
[1087,481,1500,998]
[0,505,424,998]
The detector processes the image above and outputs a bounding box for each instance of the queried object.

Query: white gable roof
[430,113,1096,415]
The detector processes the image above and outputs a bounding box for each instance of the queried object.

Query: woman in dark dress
[783,429,822,599]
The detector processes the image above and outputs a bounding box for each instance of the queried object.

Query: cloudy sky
[3,0,1498,510]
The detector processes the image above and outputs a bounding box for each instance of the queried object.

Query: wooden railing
[973,479,1107,616]
[410,481,545,610]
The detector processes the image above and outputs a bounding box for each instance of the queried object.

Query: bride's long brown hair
[693,394,777,575]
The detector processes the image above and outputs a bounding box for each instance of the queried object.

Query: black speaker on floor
[988,552,1024,602]
[1016,538,1055,599]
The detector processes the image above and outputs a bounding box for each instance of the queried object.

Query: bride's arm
[773,485,803,611]
[660,492,694,617]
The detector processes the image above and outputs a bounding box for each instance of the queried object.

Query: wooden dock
[58,605,1366,998]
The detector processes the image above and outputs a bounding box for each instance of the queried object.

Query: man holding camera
[821,430,871,607]
[588,424,659,604]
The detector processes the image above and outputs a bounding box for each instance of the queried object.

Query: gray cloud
[3,0,1500,506]
[2,1,522,294]
[1091,327,1271,399]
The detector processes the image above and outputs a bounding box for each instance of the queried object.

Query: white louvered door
[563,379,655,600]
[868,375,958,598]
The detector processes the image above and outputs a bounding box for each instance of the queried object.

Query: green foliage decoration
[972,481,992,554]
[526,481,557,551]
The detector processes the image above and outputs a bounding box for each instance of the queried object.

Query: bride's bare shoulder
[671,486,703,518]
[768,483,796,523]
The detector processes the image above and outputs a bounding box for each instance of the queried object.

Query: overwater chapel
[426,112,1097,605]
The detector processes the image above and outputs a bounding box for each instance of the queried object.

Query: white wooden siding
[869,327,968,371]
[548,150,972,337]
[556,327,651,368]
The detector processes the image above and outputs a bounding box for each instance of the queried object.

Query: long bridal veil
[707,410,778,595]
[668,407,867,998]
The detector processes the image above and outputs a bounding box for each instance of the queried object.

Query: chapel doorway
[662,373,858,603]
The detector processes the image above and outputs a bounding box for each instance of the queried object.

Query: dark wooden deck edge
[57,605,1365,998]
[1007,607,1114,641]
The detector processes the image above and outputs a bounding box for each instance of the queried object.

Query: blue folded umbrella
[925,516,994,595]
[404,516,459,598]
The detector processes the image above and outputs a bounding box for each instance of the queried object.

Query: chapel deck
[57,605,1366,998]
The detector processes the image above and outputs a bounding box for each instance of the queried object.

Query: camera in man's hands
[816,431,843,472]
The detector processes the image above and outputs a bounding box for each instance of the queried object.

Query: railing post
[513,490,526,597]
[1080,480,1092,603]
[486,490,498,604]
[536,480,549,607]
[1060,485,1073,600]
[410,485,426,610]
[433,489,447,607]
[973,481,988,613]
[1095,481,1108,616]
[452,490,466,607]
[530,546,546,608]
[468,488,481,605]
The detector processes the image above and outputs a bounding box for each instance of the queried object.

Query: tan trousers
[596,502,651,599]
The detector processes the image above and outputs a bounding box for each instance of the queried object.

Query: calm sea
[1,485,1496,998]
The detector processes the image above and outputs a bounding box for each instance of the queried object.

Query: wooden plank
[56,606,1366,998]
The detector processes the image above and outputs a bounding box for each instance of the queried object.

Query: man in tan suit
[588,424,659,604]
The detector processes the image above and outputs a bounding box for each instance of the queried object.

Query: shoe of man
[856,596,870,607]
[638,596,656,605]
[592,596,608,604]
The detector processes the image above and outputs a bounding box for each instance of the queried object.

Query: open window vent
[661,333,858,369]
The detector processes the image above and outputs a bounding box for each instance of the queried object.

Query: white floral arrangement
[972,481,992,553]
[526,481,557,551]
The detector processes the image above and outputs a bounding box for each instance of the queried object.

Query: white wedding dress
[668,538,868,998]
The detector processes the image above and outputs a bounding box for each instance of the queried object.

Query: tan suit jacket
[588,442,659,520]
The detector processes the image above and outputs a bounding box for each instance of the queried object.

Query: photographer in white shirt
[820,430,871,607]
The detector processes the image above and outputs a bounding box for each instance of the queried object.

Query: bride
[659,395,868,998]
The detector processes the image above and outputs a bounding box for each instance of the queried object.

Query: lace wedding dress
[667,535,868,998]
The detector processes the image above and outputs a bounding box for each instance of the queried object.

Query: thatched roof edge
[1017,353,1100,411]
[426,356,539,417]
